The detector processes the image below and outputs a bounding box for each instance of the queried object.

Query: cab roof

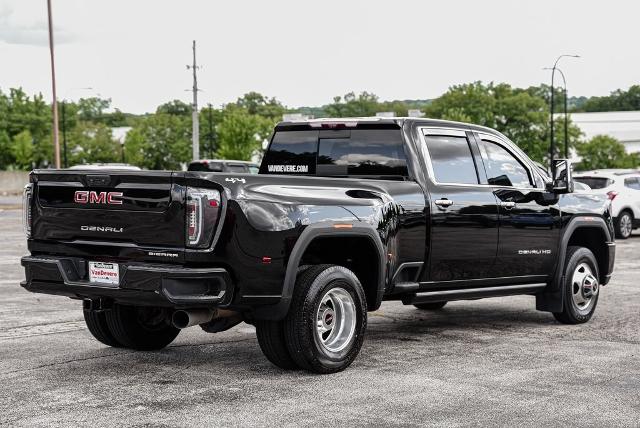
[274,116,504,139]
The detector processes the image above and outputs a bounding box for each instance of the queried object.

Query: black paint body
[21,118,616,319]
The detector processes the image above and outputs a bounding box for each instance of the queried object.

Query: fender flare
[536,216,613,312]
[253,221,386,320]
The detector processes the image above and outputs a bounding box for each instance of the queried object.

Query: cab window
[423,134,479,184]
[478,139,533,188]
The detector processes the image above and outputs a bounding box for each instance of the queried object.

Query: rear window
[226,164,249,173]
[574,177,613,189]
[260,129,408,178]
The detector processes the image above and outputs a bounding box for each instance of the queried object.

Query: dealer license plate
[88,261,120,286]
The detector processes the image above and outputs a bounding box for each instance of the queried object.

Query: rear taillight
[607,191,618,201]
[22,184,32,238]
[186,187,221,248]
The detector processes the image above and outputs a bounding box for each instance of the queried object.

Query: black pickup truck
[21,117,616,373]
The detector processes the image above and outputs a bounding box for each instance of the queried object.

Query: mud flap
[535,275,564,313]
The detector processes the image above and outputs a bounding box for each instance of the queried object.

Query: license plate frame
[88,261,120,287]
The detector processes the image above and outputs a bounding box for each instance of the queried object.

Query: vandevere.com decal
[267,165,309,173]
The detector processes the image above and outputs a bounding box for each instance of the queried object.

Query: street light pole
[548,54,579,169]
[544,67,569,159]
[47,0,60,168]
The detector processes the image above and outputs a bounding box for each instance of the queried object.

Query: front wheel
[284,264,367,374]
[553,246,600,324]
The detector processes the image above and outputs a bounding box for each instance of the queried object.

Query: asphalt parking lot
[1,207,639,427]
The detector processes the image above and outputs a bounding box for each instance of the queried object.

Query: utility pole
[208,103,214,158]
[47,0,61,168]
[187,40,200,161]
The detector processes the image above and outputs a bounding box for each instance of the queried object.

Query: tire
[83,309,121,347]
[553,246,600,324]
[414,301,447,311]
[105,304,180,351]
[255,320,299,370]
[615,211,633,239]
[285,264,367,374]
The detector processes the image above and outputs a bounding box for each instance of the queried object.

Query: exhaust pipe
[172,309,215,329]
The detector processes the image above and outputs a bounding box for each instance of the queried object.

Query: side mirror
[546,159,574,194]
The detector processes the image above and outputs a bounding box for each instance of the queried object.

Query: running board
[402,283,547,305]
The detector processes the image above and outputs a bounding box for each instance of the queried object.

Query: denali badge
[74,191,123,205]
[81,225,123,233]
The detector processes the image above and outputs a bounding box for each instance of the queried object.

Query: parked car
[188,159,259,174]
[574,169,640,239]
[21,117,615,373]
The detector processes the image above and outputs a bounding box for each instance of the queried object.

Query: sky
[1,0,639,114]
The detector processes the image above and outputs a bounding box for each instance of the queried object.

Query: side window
[423,134,479,184]
[624,177,640,190]
[478,140,533,188]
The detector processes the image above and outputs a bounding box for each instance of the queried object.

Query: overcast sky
[1,0,639,114]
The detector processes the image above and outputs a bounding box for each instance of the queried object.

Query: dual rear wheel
[84,305,179,350]
[256,264,368,374]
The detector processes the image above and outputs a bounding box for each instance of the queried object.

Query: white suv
[574,169,640,239]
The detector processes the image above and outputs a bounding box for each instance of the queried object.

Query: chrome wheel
[571,262,598,313]
[315,287,357,353]
[619,213,633,238]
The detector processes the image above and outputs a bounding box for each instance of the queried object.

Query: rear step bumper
[21,255,233,308]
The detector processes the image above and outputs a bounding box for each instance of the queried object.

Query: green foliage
[67,122,121,165]
[324,92,380,117]
[233,92,285,121]
[215,107,269,161]
[124,113,190,170]
[77,97,111,122]
[424,81,581,163]
[575,135,639,170]
[11,130,34,170]
[577,85,640,112]
[156,100,192,116]
[0,87,52,168]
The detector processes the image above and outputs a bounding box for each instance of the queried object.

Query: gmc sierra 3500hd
[21,117,616,373]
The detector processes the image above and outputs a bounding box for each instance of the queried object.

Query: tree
[324,92,380,117]
[124,113,190,170]
[233,92,286,121]
[424,82,581,164]
[215,107,268,160]
[0,131,13,169]
[67,122,120,165]
[156,100,192,116]
[11,130,34,170]
[578,85,640,112]
[575,135,639,170]
[77,97,111,122]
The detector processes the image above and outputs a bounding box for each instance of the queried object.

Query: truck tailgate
[31,170,185,248]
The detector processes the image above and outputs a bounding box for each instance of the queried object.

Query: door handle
[500,201,516,209]
[435,198,454,207]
